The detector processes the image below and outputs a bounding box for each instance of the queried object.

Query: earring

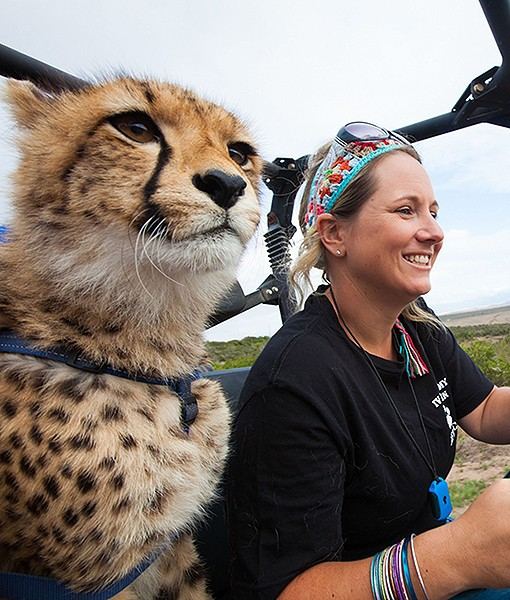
[336,249,344,257]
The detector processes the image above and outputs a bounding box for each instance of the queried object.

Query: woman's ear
[315,213,347,258]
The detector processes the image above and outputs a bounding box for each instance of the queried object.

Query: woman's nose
[416,213,444,245]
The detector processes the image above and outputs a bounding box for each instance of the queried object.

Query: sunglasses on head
[335,121,410,147]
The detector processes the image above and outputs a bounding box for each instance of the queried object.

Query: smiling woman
[293,125,443,331]
[228,122,510,600]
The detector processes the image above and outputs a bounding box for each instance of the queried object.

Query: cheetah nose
[192,170,246,210]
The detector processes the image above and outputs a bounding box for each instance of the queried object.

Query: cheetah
[0,77,261,598]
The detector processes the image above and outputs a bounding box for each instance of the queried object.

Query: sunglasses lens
[343,122,388,140]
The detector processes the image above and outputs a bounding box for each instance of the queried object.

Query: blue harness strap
[0,553,155,600]
[0,329,201,430]
[0,329,202,598]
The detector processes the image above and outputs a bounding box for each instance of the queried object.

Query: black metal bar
[0,44,86,90]
[477,1,510,98]
[262,157,308,323]
[396,112,462,143]
[479,0,510,64]
[397,103,510,143]
[489,114,510,128]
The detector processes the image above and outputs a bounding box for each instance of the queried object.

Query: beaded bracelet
[370,537,419,600]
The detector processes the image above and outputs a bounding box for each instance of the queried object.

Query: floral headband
[304,122,410,229]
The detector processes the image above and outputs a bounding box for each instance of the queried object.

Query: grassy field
[206,321,510,513]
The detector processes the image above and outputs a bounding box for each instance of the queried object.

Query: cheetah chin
[0,77,262,599]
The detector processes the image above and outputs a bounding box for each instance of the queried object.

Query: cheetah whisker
[142,221,184,287]
[155,223,171,269]
[124,209,152,293]
[127,209,151,252]
[134,220,155,299]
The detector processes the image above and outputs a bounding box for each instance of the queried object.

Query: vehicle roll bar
[0,43,85,91]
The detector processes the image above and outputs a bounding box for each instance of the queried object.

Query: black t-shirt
[227,292,493,600]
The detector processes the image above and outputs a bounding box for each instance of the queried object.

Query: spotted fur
[0,77,261,598]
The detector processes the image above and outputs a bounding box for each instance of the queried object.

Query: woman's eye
[108,112,160,143]
[430,211,439,220]
[397,207,413,216]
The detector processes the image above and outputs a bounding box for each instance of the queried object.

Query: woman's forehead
[371,152,434,199]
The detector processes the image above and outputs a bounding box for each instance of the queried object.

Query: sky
[1,0,510,341]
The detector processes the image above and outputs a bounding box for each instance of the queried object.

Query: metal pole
[478,0,510,94]
[0,44,86,90]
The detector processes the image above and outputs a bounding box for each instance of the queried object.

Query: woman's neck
[326,284,402,361]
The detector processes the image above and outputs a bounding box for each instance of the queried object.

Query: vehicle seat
[197,367,250,600]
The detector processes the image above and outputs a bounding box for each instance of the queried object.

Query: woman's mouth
[403,254,431,266]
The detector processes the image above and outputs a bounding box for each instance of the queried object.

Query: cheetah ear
[3,79,56,129]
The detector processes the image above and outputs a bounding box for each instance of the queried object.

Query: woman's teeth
[404,254,430,265]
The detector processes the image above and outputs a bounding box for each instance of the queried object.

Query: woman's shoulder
[404,298,457,361]
[245,292,347,387]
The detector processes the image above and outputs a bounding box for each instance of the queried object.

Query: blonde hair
[290,142,443,328]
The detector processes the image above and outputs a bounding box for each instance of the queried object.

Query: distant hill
[441,304,510,327]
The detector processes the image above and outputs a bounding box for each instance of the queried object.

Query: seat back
[196,368,250,599]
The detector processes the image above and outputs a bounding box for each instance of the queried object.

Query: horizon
[206,299,510,343]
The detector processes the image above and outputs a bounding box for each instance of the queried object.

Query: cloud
[418,125,510,195]
[428,227,510,312]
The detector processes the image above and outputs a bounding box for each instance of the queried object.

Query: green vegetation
[450,323,510,342]
[206,325,510,384]
[449,480,488,508]
[451,325,510,387]
[206,336,269,370]
[460,339,510,386]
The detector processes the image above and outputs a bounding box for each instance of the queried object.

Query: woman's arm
[279,479,510,599]
[278,528,459,600]
[459,385,510,443]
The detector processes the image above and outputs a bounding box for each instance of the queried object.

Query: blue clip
[428,477,452,522]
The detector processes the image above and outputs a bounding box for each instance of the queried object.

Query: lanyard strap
[329,291,438,479]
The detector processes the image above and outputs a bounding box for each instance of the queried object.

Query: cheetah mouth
[185,223,237,242]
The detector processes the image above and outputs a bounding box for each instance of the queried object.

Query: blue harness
[0,329,201,599]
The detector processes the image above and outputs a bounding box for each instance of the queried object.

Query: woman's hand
[415,479,510,598]
[278,482,510,600]
[450,479,510,589]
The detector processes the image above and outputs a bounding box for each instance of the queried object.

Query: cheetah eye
[108,111,161,144]
[228,142,256,167]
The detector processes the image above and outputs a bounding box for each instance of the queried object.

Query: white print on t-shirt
[431,377,457,446]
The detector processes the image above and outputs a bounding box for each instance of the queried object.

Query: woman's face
[339,151,444,307]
